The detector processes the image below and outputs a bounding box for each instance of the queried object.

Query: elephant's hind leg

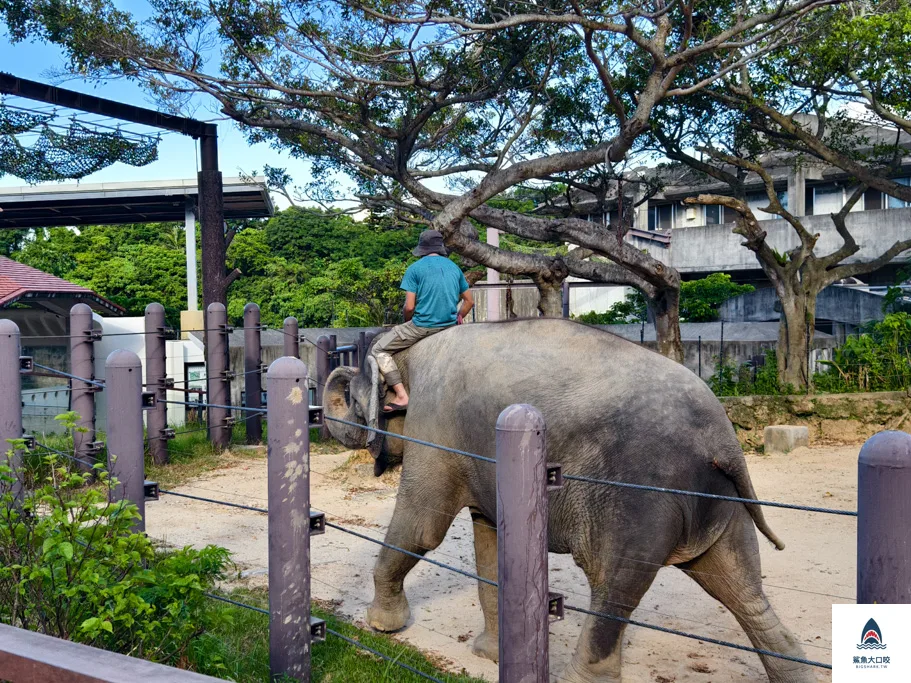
[679,506,815,683]
[367,473,463,633]
[468,511,498,662]
[562,555,664,682]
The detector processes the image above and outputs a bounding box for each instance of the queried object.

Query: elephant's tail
[714,455,786,551]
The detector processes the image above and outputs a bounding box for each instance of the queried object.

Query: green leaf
[58,542,74,561]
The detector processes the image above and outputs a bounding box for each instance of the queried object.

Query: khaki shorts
[370,321,448,387]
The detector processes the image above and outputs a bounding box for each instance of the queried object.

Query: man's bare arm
[457,290,474,324]
[403,291,416,322]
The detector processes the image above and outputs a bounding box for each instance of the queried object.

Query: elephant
[323,318,813,683]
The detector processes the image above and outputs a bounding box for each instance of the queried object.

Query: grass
[189,588,486,683]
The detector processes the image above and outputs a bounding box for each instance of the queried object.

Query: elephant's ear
[365,356,381,446]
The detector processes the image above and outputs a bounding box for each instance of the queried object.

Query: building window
[746,190,788,220]
[705,204,740,224]
[888,177,910,209]
[812,183,843,215]
[864,187,883,211]
[648,203,674,231]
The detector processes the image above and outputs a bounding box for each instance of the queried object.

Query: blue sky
[0,32,311,209]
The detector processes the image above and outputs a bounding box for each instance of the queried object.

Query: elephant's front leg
[469,511,499,662]
[367,474,462,632]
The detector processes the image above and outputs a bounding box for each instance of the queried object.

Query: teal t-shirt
[400,256,469,328]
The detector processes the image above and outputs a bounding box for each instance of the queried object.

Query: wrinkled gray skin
[324,319,813,683]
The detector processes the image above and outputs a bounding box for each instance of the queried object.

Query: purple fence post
[497,404,549,683]
[0,320,23,499]
[206,303,231,449]
[70,303,97,472]
[145,303,168,465]
[267,356,313,680]
[105,350,145,533]
[283,317,300,359]
[316,335,331,440]
[857,431,911,603]
[244,303,263,444]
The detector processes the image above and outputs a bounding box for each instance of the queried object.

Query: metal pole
[316,335,331,441]
[697,336,702,379]
[267,357,313,680]
[70,303,96,472]
[145,303,168,465]
[206,303,231,449]
[106,350,145,533]
[0,320,23,500]
[497,404,549,683]
[329,334,338,371]
[185,198,199,311]
[857,431,911,603]
[283,317,300,359]
[357,331,367,369]
[244,303,263,444]
[719,319,725,376]
[561,281,570,319]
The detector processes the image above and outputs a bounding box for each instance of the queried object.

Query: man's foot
[382,402,408,414]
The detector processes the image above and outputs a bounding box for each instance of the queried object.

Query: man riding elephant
[371,229,473,414]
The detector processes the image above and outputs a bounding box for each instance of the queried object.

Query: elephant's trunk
[323,366,369,449]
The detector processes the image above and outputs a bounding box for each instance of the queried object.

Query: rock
[764,425,809,455]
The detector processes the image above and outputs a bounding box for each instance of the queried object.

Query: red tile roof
[0,257,124,314]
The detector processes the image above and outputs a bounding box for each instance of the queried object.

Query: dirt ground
[145,445,858,682]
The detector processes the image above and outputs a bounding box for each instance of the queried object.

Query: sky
[0,29,312,210]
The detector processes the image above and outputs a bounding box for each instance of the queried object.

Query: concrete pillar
[487,228,500,321]
[788,167,807,217]
[185,198,199,311]
[243,303,263,444]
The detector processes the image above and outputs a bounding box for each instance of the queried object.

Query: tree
[651,85,911,388]
[0,0,842,362]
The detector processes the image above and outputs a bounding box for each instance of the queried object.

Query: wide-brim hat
[413,229,449,257]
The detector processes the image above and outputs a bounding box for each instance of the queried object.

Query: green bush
[709,349,791,396]
[1,429,231,665]
[814,313,911,393]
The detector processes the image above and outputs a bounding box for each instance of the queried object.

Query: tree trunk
[536,279,564,317]
[648,288,684,363]
[777,287,816,391]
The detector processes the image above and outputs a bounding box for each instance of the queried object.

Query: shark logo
[858,618,887,650]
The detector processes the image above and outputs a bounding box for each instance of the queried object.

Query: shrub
[1,428,231,666]
[814,313,911,393]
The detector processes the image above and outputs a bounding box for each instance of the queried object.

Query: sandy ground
[145,445,858,682]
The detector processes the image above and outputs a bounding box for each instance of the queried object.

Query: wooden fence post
[283,317,300,359]
[70,303,97,471]
[106,350,145,533]
[145,303,168,465]
[497,403,550,683]
[267,356,314,680]
[857,430,911,603]
[206,303,231,449]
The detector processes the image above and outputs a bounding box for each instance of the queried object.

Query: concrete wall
[722,390,911,449]
[656,208,911,274]
[720,286,887,325]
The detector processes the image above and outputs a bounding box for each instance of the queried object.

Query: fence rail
[3,300,910,682]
